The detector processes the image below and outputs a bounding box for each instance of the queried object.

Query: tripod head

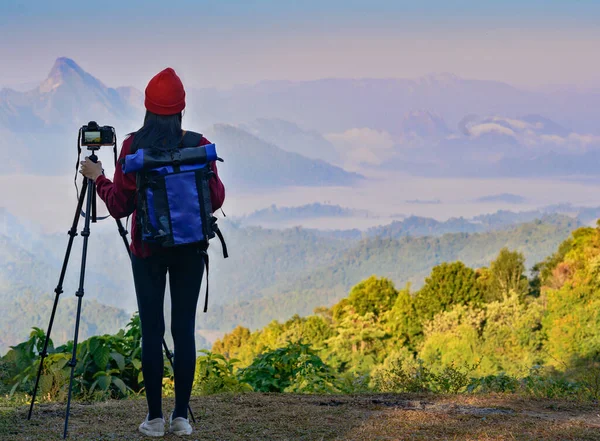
[85,148,100,164]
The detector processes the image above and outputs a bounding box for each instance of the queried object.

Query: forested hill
[212,221,600,393]
[0,211,581,353]
[201,215,579,331]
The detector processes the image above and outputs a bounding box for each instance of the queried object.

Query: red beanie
[144,68,186,115]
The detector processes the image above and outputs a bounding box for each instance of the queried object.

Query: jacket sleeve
[95,135,137,219]
[200,136,226,211]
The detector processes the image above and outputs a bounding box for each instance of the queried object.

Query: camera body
[80,121,115,146]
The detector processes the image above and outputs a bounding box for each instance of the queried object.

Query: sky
[1,0,600,91]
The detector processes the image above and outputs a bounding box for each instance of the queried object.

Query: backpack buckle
[171,150,182,166]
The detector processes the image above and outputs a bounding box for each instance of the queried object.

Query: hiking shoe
[138,415,165,437]
[169,414,193,436]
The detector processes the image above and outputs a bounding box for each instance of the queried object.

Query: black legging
[131,245,205,420]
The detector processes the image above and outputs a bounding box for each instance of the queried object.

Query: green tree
[347,276,399,318]
[414,261,482,321]
[419,304,485,373]
[479,292,545,376]
[326,304,386,372]
[212,325,252,359]
[543,284,600,368]
[487,248,530,301]
[382,286,423,351]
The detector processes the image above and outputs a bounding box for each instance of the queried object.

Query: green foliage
[238,342,339,393]
[214,223,600,402]
[212,326,252,359]
[0,289,131,357]
[541,225,600,368]
[520,366,584,399]
[478,293,545,375]
[419,304,485,374]
[347,276,398,318]
[325,305,386,373]
[467,372,520,394]
[283,353,340,394]
[468,361,600,401]
[212,314,334,369]
[414,261,482,322]
[382,287,422,351]
[192,350,252,395]
[5,313,144,402]
[370,351,480,394]
[0,358,11,395]
[202,216,577,332]
[3,219,599,405]
[485,248,530,301]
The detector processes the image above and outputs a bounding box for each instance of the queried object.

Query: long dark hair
[130,110,183,153]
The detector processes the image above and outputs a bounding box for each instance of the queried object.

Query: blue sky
[1,0,599,90]
[2,0,600,23]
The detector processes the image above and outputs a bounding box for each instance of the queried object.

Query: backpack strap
[202,249,210,312]
[216,227,228,258]
[180,130,204,148]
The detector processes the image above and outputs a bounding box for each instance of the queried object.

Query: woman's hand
[79,157,104,181]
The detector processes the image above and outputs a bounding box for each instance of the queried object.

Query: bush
[6,314,145,402]
[284,353,340,394]
[336,371,371,394]
[467,372,520,394]
[0,358,12,395]
[238,342,340,393]
[192,350,252,395]
[370,352,480,394]
[521,365,586,400]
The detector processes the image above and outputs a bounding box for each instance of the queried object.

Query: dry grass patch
[1,393,599,440]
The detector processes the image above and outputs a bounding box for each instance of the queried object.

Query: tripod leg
[28,182,88,420]
[63,178,95,439]
[114,219,196,423]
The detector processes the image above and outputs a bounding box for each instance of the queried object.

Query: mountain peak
[39,57,101,93]
[48,57,85,79]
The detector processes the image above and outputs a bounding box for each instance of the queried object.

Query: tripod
[27,149,196,439]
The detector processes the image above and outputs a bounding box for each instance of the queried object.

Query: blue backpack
[122,130,228,311]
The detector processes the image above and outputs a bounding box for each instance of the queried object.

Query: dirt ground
[1,392,599,440]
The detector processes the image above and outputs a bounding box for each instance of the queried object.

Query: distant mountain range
[187,74,600,135]
[0,57,143,132]
[0,58,144,175]
[233,203,374,227]
[0,58,360,187]
[237,118,340,166]
[2,57,600,179]
[202,124,362,189]
[202,214,580,331]
[1,203,592,353]
[186,76,600,177]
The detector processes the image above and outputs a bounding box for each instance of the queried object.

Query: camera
[80,121,115,146]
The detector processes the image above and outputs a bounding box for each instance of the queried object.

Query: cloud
[325,128,395,151]
[468,123,517,138]
[540,134,566,144]
[325,128,396,166]
[490,117,532,131]
[567,133,600,146]
[461,115,600,153]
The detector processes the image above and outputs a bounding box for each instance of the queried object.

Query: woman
[80,67,225,437]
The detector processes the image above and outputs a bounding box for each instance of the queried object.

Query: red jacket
[95,132,225,258]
